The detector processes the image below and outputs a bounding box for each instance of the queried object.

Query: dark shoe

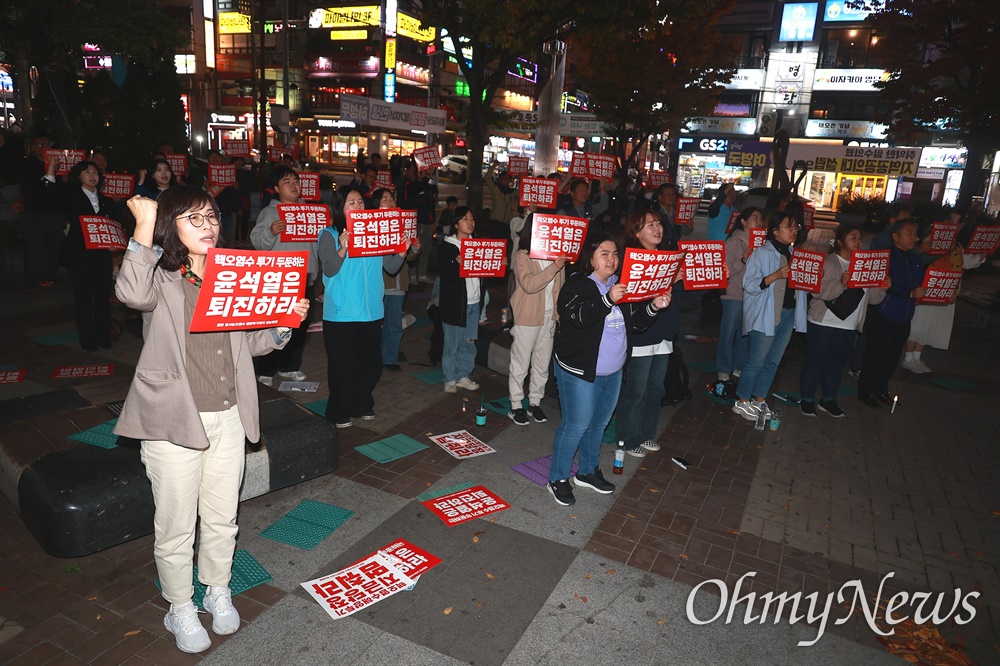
[383,363,402,372]
[876,393,893,406]
[800,401,816,417]
[508,408,529,426]
[573,467,615,494]
[360,411,376,421]
[528,405,548,423]
[817,400,845,418]
[857,394,880,409]
[547,480,576,506]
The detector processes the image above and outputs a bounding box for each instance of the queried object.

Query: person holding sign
[716,208,765,383]
[799,225,888,418]
[113,188,309,654]
[250,165,321,385]
[557,177,609,224]
[375,188,421,371]
[318,186,410,428]
[707,183,738,241]
[439,207,483,393]
[546,233,669,507]
[135,157,178,200]
[732,212,808,422]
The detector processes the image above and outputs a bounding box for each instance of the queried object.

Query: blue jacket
[742,242,808,336]
[707,203,733,242]
[878,245,924,323]
[319,227,384,322]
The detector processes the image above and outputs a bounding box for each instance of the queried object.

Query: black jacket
[553,272,659,382]
[438,239,483,327]
[61,185,119,261]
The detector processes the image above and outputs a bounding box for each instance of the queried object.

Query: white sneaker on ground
[164,601,211,653]
[914,359,932,373]
[455,377,480,391]
[732,400,759,421]
[257,375,273,387]
[640,440,661,452]
[443,381,457,393]
[900,359,926,374]
[276,370,306,382]
[203,586,241,635]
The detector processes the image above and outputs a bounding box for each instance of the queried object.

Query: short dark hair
[891,217,917,235]
[68,160,105,190]
[449,206,473,235]
[830,223,861,254]
[623,209,660,249]
[364,164,378,176]
[886,201,912,222]
[569,178,589,194]
[332,185,363,231]
[266,164,298,190]
[446,195,458,205]
[147,158,178,188]
[370,188,395,208]
[574,231,618,276]
[152,186,222,271]
[766,210,793,240]
[730,206,762,235]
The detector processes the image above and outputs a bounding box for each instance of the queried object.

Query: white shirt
[82,186,100,213]
[445,235,480,304]
[810,254,867,330]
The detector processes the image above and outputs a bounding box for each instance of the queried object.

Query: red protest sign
[374,170,395,190]
[206,183,226,199]
[190,249,307,332]
[619,248,683,303]
[965,225,1000,255]
[52,364,114,379]
[678,241,727,291]
[725,209,742,235]
[208,163,236,187]
[0,369,26,384]
[223,139,250,157]
[927,222,959,256]
[460,238,507,278]
[648,171,671,187]
[412,146,442,169]
[45,149,86,176]
[268,146,290,162]
[529,214,589,262]
[787,248,825,293]
[101,173,134,198]
[507,156,530,176]
[569,152,588,177]
[166,154,188,176]
[347,209,410,256]
[429,430,496,459]
[277,204,331,243]
[376,538,442,579]
[423,485,510,527]
[303,551,414,619]
[918,268,962,304]
[749,228,768,254]
[802,202,816,230]
[400,209,418,239]
[518,177,558,208]
[585,153,615,182]
[675,197,700,227]
[847,250,890,288]
[79,216,128,250]
[298,172,321,202]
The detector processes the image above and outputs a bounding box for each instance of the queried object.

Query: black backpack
[661,344,692,407]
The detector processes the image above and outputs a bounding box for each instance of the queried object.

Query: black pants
[322,319,383,422]
[255,284,314,376]
[858,309,910,397]
[69,251,112,349]
[22,211,64,287]
[800,323,857,402]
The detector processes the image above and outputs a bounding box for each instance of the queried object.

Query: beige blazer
[113,243,289,449]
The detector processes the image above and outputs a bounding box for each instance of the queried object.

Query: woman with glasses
[114,188,309,654]
[135,157,178,200]
[732,212,808,421]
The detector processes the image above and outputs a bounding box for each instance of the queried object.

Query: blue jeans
[800,323,857,402]
[717,298,749,377]
[736,308,796,401]
[442,303,480,382]
[617,353,669,450]
[549,364,622,482]
[381,293,405,364]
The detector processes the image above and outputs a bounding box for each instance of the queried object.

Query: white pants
[140,405,246,604]
[508,316,556,406]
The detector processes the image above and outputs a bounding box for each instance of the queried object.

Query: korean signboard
[619,248,683,303]
[529,214,589,262]
[459,239,507,278]
[79,216,128,251]
[277,204,331,243]
[518,177,558,208]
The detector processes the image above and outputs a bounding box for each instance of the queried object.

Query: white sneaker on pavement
[203,586,241,635]
[164,601,211,653]
[276,370,306,382]
[455,377,480,391]
[914,359,932,373]
[257,375,273,387]
[443,381,457,393]
[900,359,925,374]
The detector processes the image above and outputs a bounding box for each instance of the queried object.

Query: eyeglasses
[179,212,221,228]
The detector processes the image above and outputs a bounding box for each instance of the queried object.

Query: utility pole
[257,0,268,160]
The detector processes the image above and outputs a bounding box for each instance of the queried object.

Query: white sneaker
[732,400,759,421]
[640,440,661,452]
[900,359,924,374]
[914,360,932,374]
[443,381,457,393]
[455,377,480,391]
[717,372,730,382]
[164,601,211,653]
[203,586,241,635]
[277,370,306,381]
[401,313,417,329]
[257,375,273,387]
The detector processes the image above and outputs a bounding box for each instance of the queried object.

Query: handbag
[825,287,864,320]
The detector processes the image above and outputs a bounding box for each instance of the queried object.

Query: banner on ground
[423,485,510,527]
[787,248,825,293]
[79,216,128,251]
[965,225,1000,255]
[277,204,331,242]
[846,249,890,288]
[507,156,530,176]
[619,248,683,303]
[101,173,134,198]
[0,369,25,384]
[303,552,414,620]
[430,430,496,459]
[918,268,962,304]
[347,209,412,256]
[679,241,727,290]
[460,238,507,278]
[298,173,321,202]
[519,177,558,208]
[45,149,86,176]
[52,364,114,379]
[675,197,700,227]
[528,214,589,262]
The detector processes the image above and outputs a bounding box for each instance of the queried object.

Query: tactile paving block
[304,399,327,416]
[261,500,354,550]
[32,331,80,346]
[156,549,271,608]
[416,481,477,502]
[511,454,578,486]
[688,359,718,373]
[930,376,978,391]
[68,419,120,449]
[412,368,445,385]
[354,434,429,464]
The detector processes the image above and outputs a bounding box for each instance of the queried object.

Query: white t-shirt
[811,254,867,330]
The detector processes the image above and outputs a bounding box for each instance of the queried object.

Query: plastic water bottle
[500,306,510,325]
[613,441,625,475]
[754,406,767,431]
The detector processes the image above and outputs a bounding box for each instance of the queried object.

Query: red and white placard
[208,163,236,187]
[918,268,962,304]
[52,364,114,379]
[569,152,588,177]
[375,539,442,580]
[0,369,26,384]
[787,248,825,293]
[423,485,510,527]
[846,249,890,289]
[412,146,442,169]
[374,170,395,190]
[927,222,959,256]
[268,146,290,162]
[101,173,134,198]
[303,552,414,620]
[347,209,411,256]
[648,171,671,187]
[429,430,496,459]
[964,225,1000,255]
[190,249,307,332]
[223,139,250,157]
[277,203,331,243]
[585,153,615,182]
[725,209,742,234]
[802,202,816,230]
[79,216,128,250]
[460,238,507,278]
[529,214,589,262]
[45,149,86,176]
[166,153,187,176]
[748,228,768,254]
[507,156,530,176]
[518,177,558,208]
[674,197,700,227]
[400,209,418,239]
[678,241,727,291]
[297,172,321,202]
[619,248,683,304]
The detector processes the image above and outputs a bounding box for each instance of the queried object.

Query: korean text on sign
[268,146,290,162]
[0,370,26,384]
[52,364,114,379]
[424,485,510,527]
[927,222,959,256]
[45,149,86,176]
[802,203,816,231]
[190,249,307,332]
[725,209,742,235]
[748,227,767,254]
[674,197,700,227]
[569,152,587,177]
[430,430,496,459]
[80,216,128,251]
[518,177,558,208]
[377,539,442,579]
[166,154,187,176]
[787,249,825,293]
[847,250,890,289]
[585,154,615,182]
[507,156,530,176]
[303,552,414,620]
[375,170,395,191]
[648,171,671,187]
[529,214,589,262]
[412,146,442,169]
[918,268,962,305]
[964,225,1000,255]
[101,173,134,198]
[224,139,250,157]
[460,239,507,278]
[619,248,683,304]
[679,241,727,291]
[208,164,236,187]
[347,209,410,257]
[298,172,322,202]
[278,204,331,243]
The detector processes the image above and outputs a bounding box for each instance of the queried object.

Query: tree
[858,0,1000,213]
